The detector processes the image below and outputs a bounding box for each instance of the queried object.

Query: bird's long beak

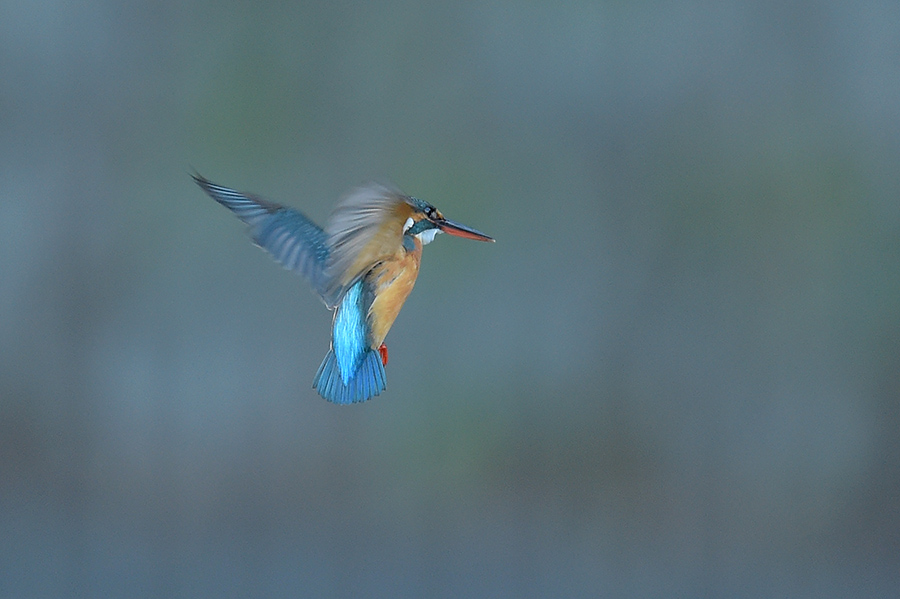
[435,218,495,242]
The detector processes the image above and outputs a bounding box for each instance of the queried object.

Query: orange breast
[366,237,422,347]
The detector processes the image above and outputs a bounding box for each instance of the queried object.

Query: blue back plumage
[193,174,330,298]
[331,281,369,383]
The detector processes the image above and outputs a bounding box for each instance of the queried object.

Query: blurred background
[2,1,899,597]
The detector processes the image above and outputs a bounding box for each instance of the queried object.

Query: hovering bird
[193,174,494,404]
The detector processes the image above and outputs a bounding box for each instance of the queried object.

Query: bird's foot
[378,343,388,366]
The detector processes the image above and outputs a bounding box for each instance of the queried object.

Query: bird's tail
[312,349,386,404]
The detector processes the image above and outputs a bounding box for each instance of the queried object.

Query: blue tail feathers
[312,349,386,404]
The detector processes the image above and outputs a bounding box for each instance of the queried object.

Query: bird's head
[403,197,494,245]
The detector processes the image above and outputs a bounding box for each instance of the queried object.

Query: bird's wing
[322,182,414,308]
[193,174,330,298]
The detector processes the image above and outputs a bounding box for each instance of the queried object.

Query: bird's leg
[378,343,388,366]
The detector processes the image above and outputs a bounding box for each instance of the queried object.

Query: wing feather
[193,174,330,298]
[322,182,414,307]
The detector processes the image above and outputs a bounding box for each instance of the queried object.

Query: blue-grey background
[2,1,899,597]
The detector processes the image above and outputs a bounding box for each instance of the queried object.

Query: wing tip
[190,170,211,189]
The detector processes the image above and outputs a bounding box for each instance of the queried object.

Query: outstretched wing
[193,174,330,298]
[321,182,415,307]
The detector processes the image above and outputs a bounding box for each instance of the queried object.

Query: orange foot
[378,343,389,366]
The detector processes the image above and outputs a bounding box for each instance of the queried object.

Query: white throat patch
[417,228,440,245]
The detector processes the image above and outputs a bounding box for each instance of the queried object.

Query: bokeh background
[2,1,899,597]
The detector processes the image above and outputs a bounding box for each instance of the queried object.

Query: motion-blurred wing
[193,174,330,297]
[322,182,414,307]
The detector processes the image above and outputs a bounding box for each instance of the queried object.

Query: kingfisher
[193,174,494,404]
